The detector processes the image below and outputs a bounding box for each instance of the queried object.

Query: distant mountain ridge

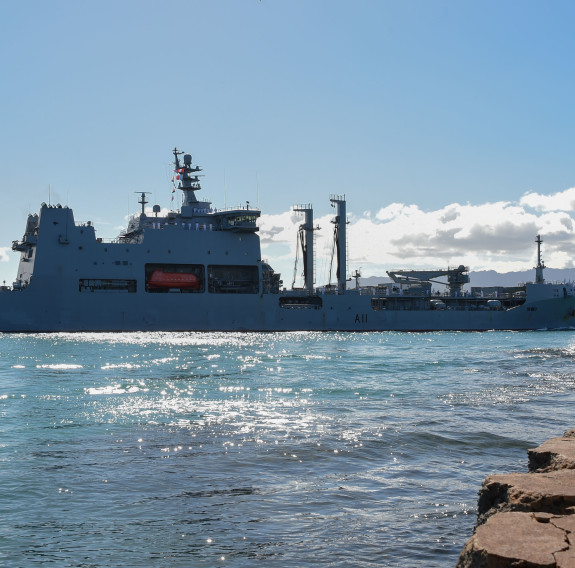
[467,269,575,287]
[358,268,575,289]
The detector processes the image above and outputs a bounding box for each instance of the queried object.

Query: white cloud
[259,193,575,284]
[520,187,575,212]
[0,247,10,262]
[375,203,421,222]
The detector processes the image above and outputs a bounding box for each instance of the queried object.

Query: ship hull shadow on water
[2,149,574,332]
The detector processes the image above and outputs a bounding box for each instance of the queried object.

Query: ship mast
[330,195,347,294]
[136,192,151,216]
[293,204,317,292]
[535,234,545,284]
[173,147,203,211]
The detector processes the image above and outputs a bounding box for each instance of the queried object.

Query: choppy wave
[2,331,575,567]
[36,363,84,370]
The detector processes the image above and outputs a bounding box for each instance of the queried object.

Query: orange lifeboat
[148,270,200,290]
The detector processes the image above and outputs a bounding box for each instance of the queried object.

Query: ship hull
[1,285,573,332]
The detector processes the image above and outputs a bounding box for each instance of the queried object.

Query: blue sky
[2,1,575,284]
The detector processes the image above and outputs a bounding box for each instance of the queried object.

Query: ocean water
[1,331,575,567]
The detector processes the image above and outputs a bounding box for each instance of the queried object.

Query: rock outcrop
[457,429,575,568]
[528,429,575,473]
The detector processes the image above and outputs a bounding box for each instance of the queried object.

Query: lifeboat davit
[148,270,200,290]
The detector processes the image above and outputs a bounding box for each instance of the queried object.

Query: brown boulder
[477,469,575,525]
[456,512,574,568]
[529,431,575,473]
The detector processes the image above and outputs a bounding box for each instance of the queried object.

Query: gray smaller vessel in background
[2,148,574,332]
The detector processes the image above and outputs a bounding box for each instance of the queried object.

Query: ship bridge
[215,206,260,232]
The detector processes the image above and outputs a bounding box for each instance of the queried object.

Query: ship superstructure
[1,149,574,332]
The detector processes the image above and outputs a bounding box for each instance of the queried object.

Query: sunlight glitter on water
[5,331,575,567]
[86,384,148,395]
[100,363,142,370]
[36,364,83,370]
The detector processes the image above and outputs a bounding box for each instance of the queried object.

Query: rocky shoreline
[457,429,575,567]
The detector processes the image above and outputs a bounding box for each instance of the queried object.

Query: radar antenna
[172,148,203,208]
[172,147,184,171]
[135,192,151,216]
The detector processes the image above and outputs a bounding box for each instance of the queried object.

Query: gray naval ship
[2,148,575,332]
